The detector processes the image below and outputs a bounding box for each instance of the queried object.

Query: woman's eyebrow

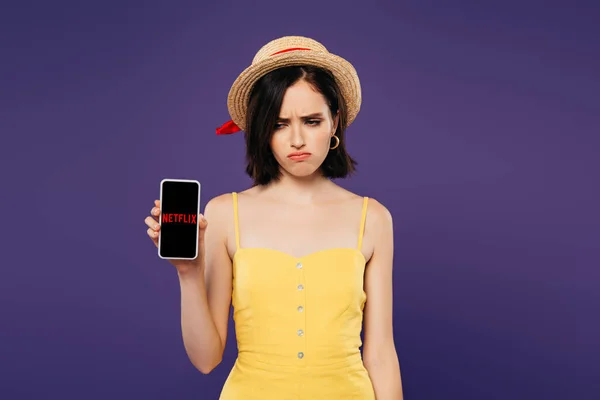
[277,112,324,122]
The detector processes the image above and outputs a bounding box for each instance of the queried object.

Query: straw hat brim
[227,51,362,132]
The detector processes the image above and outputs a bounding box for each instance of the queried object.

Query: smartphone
[158,179,201,260]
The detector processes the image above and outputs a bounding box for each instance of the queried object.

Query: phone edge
[157,179,201,261]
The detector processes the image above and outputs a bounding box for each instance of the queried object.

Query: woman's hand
[145,199,208,274]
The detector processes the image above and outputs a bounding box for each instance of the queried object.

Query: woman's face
[270,79,339,179]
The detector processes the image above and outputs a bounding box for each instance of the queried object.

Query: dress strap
[232,192,240,250]
[357,197,369,251]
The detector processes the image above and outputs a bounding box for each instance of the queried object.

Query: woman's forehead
[279,84,329,116]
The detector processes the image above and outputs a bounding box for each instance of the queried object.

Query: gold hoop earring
[330,135,340,150]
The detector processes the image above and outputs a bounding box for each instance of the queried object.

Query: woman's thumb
[198,213,208,230]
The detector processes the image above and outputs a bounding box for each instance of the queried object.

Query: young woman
[145,36,403,399]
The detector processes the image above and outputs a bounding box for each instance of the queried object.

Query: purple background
[2,1,598,399]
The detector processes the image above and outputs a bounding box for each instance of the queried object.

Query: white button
[297,306,304,312]
[296,262,303,269]
[297,284,304,290]
[297,329,304,336]
[298,352,304,359]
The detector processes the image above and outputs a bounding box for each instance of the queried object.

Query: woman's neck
[257,171,336,205]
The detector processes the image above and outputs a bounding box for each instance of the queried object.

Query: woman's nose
[290,124,305,148]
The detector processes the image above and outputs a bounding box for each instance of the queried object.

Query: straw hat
[216,35,362,134]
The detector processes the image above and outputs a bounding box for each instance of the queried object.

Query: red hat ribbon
[216,119,241,135]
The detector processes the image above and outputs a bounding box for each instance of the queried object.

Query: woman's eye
[275,120,320,129]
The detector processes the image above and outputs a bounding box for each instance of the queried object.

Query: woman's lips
[287,152,311,161]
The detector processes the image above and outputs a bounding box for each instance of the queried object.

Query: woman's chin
[283,165,320,179]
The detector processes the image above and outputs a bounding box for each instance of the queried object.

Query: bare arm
[178,194,233,374]
[362,199,404,399]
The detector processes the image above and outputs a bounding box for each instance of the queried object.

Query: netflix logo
[161,213,197,224]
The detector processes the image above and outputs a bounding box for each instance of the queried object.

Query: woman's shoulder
[203,188,258,213]
[205,191,234,206]
[203,192,236,221]
[332,185,382,207]
[335,187,391,223]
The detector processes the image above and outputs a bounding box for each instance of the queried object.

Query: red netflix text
[161,213,197,224]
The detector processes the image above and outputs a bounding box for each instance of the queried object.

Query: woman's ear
[332,110,340,134]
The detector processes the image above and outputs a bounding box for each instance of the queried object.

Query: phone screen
[158,179,200,260]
